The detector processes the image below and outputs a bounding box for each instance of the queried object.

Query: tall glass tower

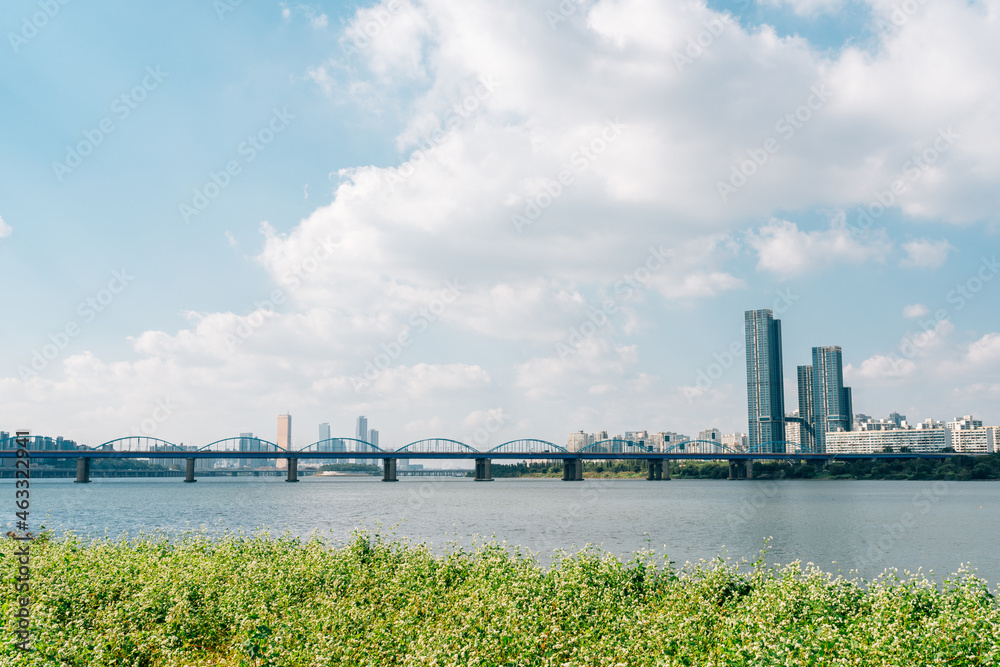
[745,309,786,453]
[796,365,816,451]
[812,346,850,452]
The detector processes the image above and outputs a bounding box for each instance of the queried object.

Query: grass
[2,530,999,665]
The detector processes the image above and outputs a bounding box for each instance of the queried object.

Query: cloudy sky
[1,0,998,449]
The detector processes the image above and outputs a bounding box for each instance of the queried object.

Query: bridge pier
[184,457,197,483]
[746,459,754,480]
[647,459,665,480]
[286,457,299,482]
[562,458,583,481]
[75,457,91,483]
[382,458,397,482]
[728,460,737,480]
[664,460,671,480]
[474,458,493,482]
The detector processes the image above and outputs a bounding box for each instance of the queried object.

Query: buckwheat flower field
[2,530,998,665]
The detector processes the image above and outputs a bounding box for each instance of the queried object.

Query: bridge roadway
[0,449,972,484]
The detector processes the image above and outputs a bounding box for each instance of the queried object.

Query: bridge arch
[93,436,187,453]
[662,439,740,455]
[396,438,479,454]
[754,440,810,454]
[297,438,386,454]
[578,438,651,455]
[488,439,566,454]
[197,436,286,453]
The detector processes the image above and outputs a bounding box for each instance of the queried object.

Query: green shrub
[2,531,998,666]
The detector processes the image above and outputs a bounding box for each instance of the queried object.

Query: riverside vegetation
[2,530,999,665]
[488,452,1000,481]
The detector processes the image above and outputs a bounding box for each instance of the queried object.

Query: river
[8,476,999,584]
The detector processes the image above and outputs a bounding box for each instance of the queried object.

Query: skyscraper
[745,309,786,452]
[812,346,850,452]
[319,422,331,442]
[797,365,816,451]
[356,416,368,464]
[276,414,291,468]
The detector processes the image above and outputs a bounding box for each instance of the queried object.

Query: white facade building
[722,433,748,451]
[825,428,947,454]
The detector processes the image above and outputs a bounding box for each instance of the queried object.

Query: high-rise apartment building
[812,346,851,452]
[356,416,370,464]
[796,365,816,451]
[745,309,786,452]
[276,414,292,469]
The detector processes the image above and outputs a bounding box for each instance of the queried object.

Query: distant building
[745,309,786,452]
[566,430,592,452]
[826,427,946,454]
[825,415,996,454]
[276,414,292,469]
[319,423,331,442]
[946,416,995,453]
[356,415,369,464]
[796,365,816,451]
[697,428,721,447]
[784,414,801,451]
[722,433,748,451]
[812,346,851,453]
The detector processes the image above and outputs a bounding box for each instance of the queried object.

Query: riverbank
[2,531,998,665]
[489,452,1000,480]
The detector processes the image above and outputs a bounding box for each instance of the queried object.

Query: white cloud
[746,215,892,277]
[966,333,1000,365]
[902,303,929,318]
[849,355,918,379]
[7,0,1000,444]
[900,238,952,269]
[0,215,11,239]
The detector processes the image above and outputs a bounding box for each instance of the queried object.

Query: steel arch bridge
[396,438,478,454]
[297,438,385,455]
[93,436,188,453]
[663,439,740,455]
[197,436,286,453]
[578,438,652,455]
[487,439,566,454]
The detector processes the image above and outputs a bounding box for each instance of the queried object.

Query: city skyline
[2,0,999,449]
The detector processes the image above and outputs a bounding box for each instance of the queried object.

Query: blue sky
[2,0,998,448]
